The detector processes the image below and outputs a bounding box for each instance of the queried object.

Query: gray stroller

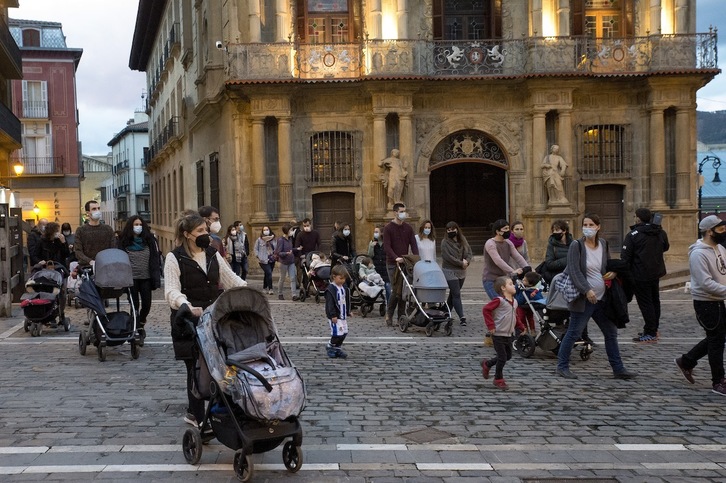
[397,258,454,336]
[181,287,305,481]
[76,249,140,361]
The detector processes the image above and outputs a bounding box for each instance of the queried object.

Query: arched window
[433,0,502,40]
[22,28,40,47]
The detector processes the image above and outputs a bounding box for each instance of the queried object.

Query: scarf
[509,235,525,249]
[127,236,146,252]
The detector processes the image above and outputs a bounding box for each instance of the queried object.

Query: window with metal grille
[578,124,631,178]
[309,131,357,185]
[196,160,204,207]
[209,152,220,210]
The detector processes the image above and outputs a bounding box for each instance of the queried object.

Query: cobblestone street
[0,272,725,482]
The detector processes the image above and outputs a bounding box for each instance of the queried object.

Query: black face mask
[500,231,511,239]
[447,231,457,239]
[194,234,211,249]
[712,231,726,245]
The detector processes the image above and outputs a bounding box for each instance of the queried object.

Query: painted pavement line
[0,322,24,340]
[417,463,493,471]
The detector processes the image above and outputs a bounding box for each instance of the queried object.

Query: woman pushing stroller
[164,211,247,427]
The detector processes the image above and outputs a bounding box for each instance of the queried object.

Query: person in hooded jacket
[621,208,669,343]
[542,219,573,285]
[331,223,356,266]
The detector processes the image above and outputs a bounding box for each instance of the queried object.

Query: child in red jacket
[481,276,525,390]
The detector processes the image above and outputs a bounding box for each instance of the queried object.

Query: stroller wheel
[580,347,593,361]
[78,333,87,356]
[444,323,453,336]
[282,440,303,473]
[97,343,106,362]
[514,334,536,358]
[23,319,30,332]
[314,293,320,304]
[130,340,140,360]
[398,315,409,333]
[379,303,386,317]
[298,287,307,302]
[360,304,370,317]
[74,298,80,309]
[233,449,253,482]
[425,323,434,337]
[63,317,70,332]
[182,427,203,465]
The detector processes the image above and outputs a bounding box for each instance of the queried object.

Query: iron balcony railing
[21,100,48,119]
[148,116,179,160]
[141,183,150,193]
[14,156,64,175]
[225,32,718,81]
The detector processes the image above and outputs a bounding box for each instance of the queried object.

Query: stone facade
[130,0,718,261]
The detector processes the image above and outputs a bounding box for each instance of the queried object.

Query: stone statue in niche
[542,144,569,205]
[379,149,407,210]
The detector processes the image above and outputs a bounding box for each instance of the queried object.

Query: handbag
[553,272,580,303]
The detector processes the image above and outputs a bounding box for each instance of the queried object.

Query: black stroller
[21,262,70,336]
[76,249,140,362]
[513,273,593,361]
[298,251,330,303]
[396,256,453,336]
[344,255,387,317]
[181,287,305,482]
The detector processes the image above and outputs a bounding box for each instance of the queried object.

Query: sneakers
[460,318,467,326]
[326,344,347,359]
[556,368,578,379]
[336,347,348,359]
[613,370,636,380]
[183,413,198,426]
[292,295,300,301]
[675,357,695,384]
[278,294,284,300]
[481,360,490,379]
[712,379,726,396]
[493,378,509,390]
[633,334,657,343]
[385,317,393,327]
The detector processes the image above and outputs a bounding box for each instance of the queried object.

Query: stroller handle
[225,360,274,392]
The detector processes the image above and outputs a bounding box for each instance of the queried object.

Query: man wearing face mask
[27,218,49,266]
[383,203,419,325]
[675,215,726,396]
[482,219,528,300]
[74,201,116,269]
[198,206,227,260]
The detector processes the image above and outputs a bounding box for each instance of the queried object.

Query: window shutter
[493,0,502,39]
[433,0,442,40]
[22,80,28,102]
[571,0,584,36]
[41,81,47,102]
[623,0,634,36]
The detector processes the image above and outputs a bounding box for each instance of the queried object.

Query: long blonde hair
[174,210,206,256]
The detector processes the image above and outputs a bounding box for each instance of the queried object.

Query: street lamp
[12,160,23,177]
[698,154,722,230]
[33,204,39,222]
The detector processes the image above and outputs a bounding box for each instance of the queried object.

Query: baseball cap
[698,215,726,232]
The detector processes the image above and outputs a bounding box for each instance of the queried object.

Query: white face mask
[423,228,431,236]
[133,226,143,235]
[62,231,71,236]
[373,232,379,239]
[263,230,270,236]
[230,230,237,236]
[209,221,221,234]
[342,229,350,237]
[90,211,102,221]
[397,212,407,220]
[582,227,598,238]
[303,226,311,232]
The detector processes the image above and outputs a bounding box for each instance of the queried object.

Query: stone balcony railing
[225,32,718,82]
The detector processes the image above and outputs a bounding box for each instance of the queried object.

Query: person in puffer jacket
[481,276,525,391]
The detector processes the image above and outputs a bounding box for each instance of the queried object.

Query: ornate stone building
[130,0,718,260]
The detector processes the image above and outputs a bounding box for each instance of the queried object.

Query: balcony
[141,183,150,193]
[20,100,48,119]
[0,14,21,79]
[116,210,128,221]
[0,101,21,148]
[225,33,718,82]
[115,159,129,172]
[138,210,151,222]
[148,116,179,161]
[14,156,64,175]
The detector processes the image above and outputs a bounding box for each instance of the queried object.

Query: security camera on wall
[215,40,223,49]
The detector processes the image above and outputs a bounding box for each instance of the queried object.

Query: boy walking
[325,265,352,359]
[481,276,524,390]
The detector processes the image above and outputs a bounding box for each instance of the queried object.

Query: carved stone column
[369,0,382,39]
[675,107,691,208]
[399,113,414,208]
[557,0,570,36]
[675,0,689,34]
[372,114,387,215]
[249,0,261,42]
[275,0,289,42]
[531,0,543,36]
[278,116,294,219]
[649,0,661,35]
[397,0,408,39]
[649,108,667,209]
[532,110,547,210]
[251,117,267,221]
[557,110,573,202]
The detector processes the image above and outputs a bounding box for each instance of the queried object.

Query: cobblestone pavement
[0,273,725,482]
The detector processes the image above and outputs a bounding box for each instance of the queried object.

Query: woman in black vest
[164,211,246,427]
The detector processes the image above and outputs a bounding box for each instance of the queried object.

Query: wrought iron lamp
[698,154,722,229]
[33,204,39,222]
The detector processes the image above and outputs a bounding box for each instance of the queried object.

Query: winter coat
[620,222,669,281]
[331,233,355,266]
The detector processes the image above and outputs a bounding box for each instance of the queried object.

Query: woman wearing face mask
[331,223,356,267]
[509,221,530,263]
[441,221,473,326]
[35,221,70,268]
[224,224,247,279]
[368,225,391,302]
[254,226,277,294]
[541,220,572,285]
[120,216,161,343]
[482,218,529,300]
[555,213,635,380]
[416,220,436,262]
[164,211,246,427]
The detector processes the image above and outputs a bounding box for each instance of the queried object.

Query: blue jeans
[483,279,498,300]
[277,263,297,297]
[557,300,626,374]
[259,262,275,290]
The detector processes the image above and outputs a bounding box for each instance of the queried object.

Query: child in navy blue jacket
[324,264,352,358]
